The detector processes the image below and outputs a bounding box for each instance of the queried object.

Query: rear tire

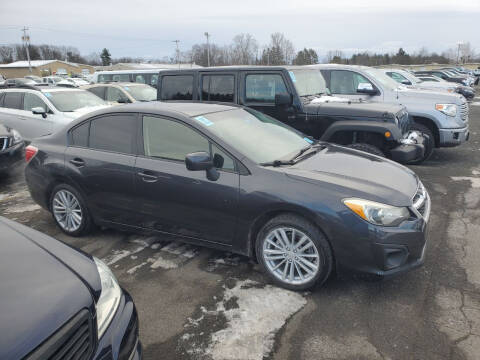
[49,184,93,236]
[346,143,385,157]
[408,123,434,164]
[256,214,333,291]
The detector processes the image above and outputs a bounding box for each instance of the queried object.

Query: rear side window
[160,75,193,100]
[245,74,287,103]
[3,92,23,109]
[112,74,130,82]
[134,74,145,84]
[201,75,234,102]
[106,87,126,102]
[87,86,106,100]
[89,114,136,154]
[70,122,90,147]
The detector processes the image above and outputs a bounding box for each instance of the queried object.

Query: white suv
[0,86,109,142]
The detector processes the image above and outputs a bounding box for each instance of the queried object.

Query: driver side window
[330,70,372,94]
[106,87,126,102]
[24,93,49,112]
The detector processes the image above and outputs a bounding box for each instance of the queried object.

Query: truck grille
[397,110,411,134]
[412,181,428,219]
[0,136,9,151]
[460,100,469,122]
[25,309,95,360]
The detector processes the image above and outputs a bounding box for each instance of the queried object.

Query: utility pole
[204,32,210,67]
[456,42,462,65]
[21,27,32,73]
[173,40,180,68]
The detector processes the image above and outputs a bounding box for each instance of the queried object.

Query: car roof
[160,65,314,72]
[0,86,86,93]
[85,101,240,118]
[86,82,147,88]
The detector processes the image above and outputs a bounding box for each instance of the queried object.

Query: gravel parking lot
[1,98,479,360]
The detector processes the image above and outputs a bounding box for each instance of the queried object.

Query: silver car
[0,86,109,142]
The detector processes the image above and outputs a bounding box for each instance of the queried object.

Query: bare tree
[230,33,258,65]
[0,46,15,63]
[325,50,344,63]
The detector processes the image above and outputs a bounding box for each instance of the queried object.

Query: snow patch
[310,95,352,103]
[148,255,178,269]
[451,176,480,188]
[3,203,41,214]
[126,262,147,274]
[182,279,307,360]
[470,102,480,106]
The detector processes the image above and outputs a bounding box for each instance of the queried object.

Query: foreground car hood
[283,145,418,206]
[0,218,96,360]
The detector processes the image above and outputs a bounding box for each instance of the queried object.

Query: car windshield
[192,108,312,164]
[289,69,327,96]
[399,71,421,84]
[122,84,156,101]
[363,68,400,91]
[45,90,106,112]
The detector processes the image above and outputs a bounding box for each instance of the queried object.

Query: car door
[64,113,139,225]
[325,69,380,102]
[240,71,292,123]
[21,92,55,139]
[134,114,239,245]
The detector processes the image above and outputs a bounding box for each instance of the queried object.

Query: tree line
[0,34,477,67]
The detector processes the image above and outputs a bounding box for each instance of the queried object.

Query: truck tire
[408,123,434,164]
[346,143,385,157]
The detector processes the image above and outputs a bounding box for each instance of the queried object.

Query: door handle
[137,171,158,183]
[69,158,85,167]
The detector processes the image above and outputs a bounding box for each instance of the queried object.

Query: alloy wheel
[262,227,320,285]
[52,189,83,232]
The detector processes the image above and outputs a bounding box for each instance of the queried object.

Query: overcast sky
[1,0,479,60]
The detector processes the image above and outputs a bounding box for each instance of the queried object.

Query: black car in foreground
[0,217,142,360]
[25,102,430,290]
[0,124,24,174]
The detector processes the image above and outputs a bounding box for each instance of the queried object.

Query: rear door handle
[137,171,158,183]
[69,158,85,167]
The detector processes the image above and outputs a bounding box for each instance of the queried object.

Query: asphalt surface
[1,99,480,360]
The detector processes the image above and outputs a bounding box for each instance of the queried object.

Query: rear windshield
[45,90,106,112]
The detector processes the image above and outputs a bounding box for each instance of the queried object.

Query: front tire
[50,184,93,236]
[256,214,333,291]
[408,123,434,164]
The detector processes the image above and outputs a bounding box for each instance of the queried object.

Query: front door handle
[137,171,158,183]
[69,158,85,167]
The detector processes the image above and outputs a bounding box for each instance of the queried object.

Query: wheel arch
[411,116,440,147]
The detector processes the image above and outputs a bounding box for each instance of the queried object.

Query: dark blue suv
[0,217,142,360]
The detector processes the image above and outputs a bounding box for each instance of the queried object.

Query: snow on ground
[471,102,480,106]
[180,279,307,360]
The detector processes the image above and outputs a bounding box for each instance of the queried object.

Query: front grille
[412,181,428,218]
[25,309,95,360]
[0,136,9,151]
[397,111,411,134]
[460,100,469,122]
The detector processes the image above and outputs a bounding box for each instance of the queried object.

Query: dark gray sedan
[24,102,430,290]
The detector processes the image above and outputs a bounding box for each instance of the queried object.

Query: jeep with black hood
[156,66,426,164]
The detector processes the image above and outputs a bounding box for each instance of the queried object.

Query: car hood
[0,217,99,360]
[61,104,111,119]
[304,100,404,117]
[397,87,465,105]
[282,144,418,206]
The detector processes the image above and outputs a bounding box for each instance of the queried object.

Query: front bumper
[438,125,469,147]
[93,290,142,360]
[389,131,425,163]
[336,190,430,279]
[0,141,24,173]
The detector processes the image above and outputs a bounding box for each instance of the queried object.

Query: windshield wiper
[260,159,295,167]
[290,143,327,162]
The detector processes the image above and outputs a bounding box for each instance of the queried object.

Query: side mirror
[275,93,293,107]
[401,80,412,85]
[357,82,378,95]
[185,151,220,181]
[32,107,47,118]
[117,97,131,104]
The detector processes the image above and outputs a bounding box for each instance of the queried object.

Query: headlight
[94,257,121,339]
[11,129,23,145]
[435,103,457,117]
[343,198,410,226]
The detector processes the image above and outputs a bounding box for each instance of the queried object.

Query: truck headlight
[343,198,410,227]
[94,257,121,339]
[435,103,457,117]
[11,129,23,145]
